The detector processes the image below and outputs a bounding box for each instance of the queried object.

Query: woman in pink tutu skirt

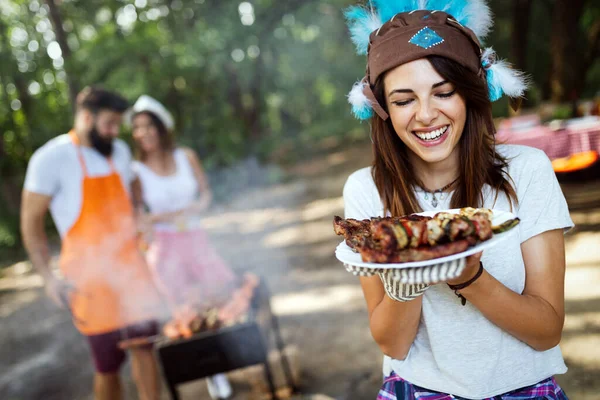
[130,95,234,400]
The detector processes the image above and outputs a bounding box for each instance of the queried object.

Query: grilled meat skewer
[334,208,508,263]
[359,239,472,263]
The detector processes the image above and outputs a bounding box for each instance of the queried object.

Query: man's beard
[89,126,113,157]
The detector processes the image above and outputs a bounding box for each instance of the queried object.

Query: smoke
[198,157,307,291]
[206,157,285,206]
[44,156,297,333]
[145,228,237,308]
[59,217,170,328]
[51,150,356,335]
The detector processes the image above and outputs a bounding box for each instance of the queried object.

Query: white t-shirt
[343,144,574,399]
[132,149,200,232]
[24,134,134,238]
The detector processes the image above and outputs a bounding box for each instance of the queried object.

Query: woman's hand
[378,270,429,302]
[445,251,482,286]
[182,148,213,213]
[148,210,183,224]
[135,212,155,246]
[136,212,154,233]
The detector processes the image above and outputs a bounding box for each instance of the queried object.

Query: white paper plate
[335,208,519,270]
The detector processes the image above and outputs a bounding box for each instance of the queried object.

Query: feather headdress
[345,0,527,120]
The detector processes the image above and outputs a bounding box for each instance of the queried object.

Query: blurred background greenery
[1,0,599,256]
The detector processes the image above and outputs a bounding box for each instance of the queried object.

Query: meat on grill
[162,273,259,340]
[117,273,261,349]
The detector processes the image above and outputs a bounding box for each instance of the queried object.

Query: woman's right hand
[446,252,482,286]
[378,270,429,302]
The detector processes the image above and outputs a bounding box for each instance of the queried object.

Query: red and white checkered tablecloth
[496,124,600,160]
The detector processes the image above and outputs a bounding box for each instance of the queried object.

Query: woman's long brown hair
[371,56,517,217]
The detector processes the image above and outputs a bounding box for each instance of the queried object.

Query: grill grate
[154,278,297,400]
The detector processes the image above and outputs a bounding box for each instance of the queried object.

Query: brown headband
[362,10,483,120]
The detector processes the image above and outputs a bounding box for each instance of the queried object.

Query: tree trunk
[511,0,532,72]
[12,74,33,120]
[166,82,183,132]
[225,63,261,143]
[575,18,600,98]
[44,0,79,111]
[548,0,586,103]
[510,0,532,108]
[248,63,263,141]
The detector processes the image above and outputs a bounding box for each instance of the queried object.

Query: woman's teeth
[414,125,448,141]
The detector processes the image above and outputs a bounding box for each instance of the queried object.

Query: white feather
[481,47,495,62]
[346,6,383,55]
[419,1,491,40]
[462,0,492,40]
[348,80,371,107]
[366,11,383,32]
[488,60,528,97]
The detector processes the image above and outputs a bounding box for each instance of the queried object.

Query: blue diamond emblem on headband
[409,27,444,49]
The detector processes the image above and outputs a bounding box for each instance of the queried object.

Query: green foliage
[1,0,599,254]
[551,105,574,120]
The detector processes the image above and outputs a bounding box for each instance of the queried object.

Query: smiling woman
[339,1,574,399]
[371,54,515,216]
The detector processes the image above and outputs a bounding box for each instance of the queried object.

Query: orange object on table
[552,150,599,173]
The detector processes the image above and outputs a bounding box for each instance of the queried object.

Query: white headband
[127,94,174,130]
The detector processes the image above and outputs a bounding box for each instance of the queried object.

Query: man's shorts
[86,321,159,373]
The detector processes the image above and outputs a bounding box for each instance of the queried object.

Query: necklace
[420,177,459,208]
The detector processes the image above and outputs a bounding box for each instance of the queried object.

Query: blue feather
[373,0,420,22]
[448,0,471,27]
[446,0,468,20]
[486,68,503,101]
[349,0,491,41]
[352,104,374,120]
[422,0,466,23]
[344,6,382,55]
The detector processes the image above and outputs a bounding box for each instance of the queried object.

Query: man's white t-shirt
[343,144,573,399]
[24,134,134,238]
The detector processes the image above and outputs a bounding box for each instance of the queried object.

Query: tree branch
[44,0,79,110]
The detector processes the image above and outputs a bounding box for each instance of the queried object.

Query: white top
[132,149,199,231]
[23,134,134,237]
[343,144,574,399]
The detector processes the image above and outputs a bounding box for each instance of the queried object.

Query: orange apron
[59,131,163,335]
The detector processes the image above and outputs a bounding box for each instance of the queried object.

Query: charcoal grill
[154,278,298,400]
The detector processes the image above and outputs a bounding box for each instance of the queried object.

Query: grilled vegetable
[492,218,520,234]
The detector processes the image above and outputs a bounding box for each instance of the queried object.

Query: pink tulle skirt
[146,228,235,306]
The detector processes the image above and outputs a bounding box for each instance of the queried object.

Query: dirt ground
[1,139,599,400]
